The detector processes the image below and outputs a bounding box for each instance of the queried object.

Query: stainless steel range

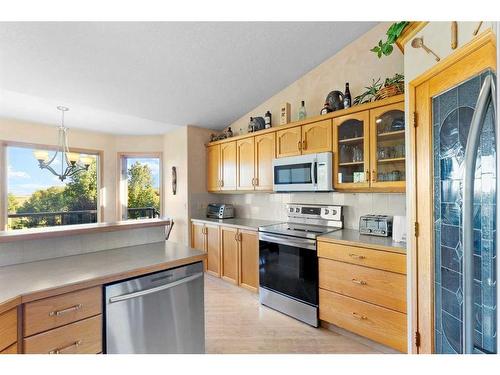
[258,203,343,327]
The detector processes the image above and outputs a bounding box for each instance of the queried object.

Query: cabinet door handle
[348,253,366,260]
[220,179,224,187]
[234,232,239,242]
[49,340,82,354]
[351,278,367,285]
[372,170,376,182]
[351,312,367,320]
[297,140,302,150]
[365,170,370,182]
[49,303,83,317]
[239,232,242,242]
[254,177,259,186]
[302,140,307,150]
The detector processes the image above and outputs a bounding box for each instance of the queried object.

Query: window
[119,154,162,220]
[5,144,100,230]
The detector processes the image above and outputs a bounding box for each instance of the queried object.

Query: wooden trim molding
[395,22,429,53]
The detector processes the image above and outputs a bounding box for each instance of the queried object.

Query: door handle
[108,272,203,303]
[365,170,370,182]
[348,253,366,260]
[351,278,367,285]
[297,140,302,150]
[371,170,376,182]
[351,312,367,320]
[49,303,83,317]
[302,140,307,150]
[49,340,82,354]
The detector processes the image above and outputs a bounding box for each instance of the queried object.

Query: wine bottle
[264,111,272,129]
[343,83,351,109]
[298,100,307,120]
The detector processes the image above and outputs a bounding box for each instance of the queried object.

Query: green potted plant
[371,22,409,58]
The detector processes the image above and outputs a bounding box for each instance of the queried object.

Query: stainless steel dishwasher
[104,262,205,354]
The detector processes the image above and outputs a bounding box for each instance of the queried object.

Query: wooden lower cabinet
[318,240,407,352]
[1,343,17,354]
[23,315,102,354]
[319,289,407,352]
[0,308,17,352]
[238,229,259,292]
[221,226,239,284]
[191,221,206,252]
[205,224,221,277]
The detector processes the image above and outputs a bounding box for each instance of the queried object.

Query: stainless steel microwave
[272,152,333,192]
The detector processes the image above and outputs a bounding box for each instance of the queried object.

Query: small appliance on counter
[206,203,235,219]
[359,214,393,237]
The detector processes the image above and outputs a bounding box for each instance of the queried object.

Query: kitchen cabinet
[238,229,259,292]
[237,137,255,190]
[333,111,370,190]
[207,144,220,192]
[0,308,17,353]
[318,240,407,352]
[220,226,239,284]
[301,119,332,154]
[276,126,302,157]
[333,100,405,192]
[254,132,275,191]
[220,141,237,191]
[191,222,220,276]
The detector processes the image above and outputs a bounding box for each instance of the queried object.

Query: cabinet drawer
[319,259,406,313]
[318,241,406,274]
[0,308,17,351]
[24,286,102,336]
[0,343,17,354]
[23,315,102,354]
[319,289,406,352]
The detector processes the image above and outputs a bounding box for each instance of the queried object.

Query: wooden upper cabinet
[236,137,255,190]
[369,102,405,192]
[301,119,332,154]
[220,141,237,191]
[206,224,221,277]
[238,229,259,292]
[254,132,275,191]
[220,226,239,284]
[276,126,302,158]
[207,144,220,192]
[333,111,371,190]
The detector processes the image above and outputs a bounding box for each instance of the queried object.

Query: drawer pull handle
[49,303,83,317]
[49,340,82,354]
[348,253,366,260]
[351,278,367,285]
[352,312,367,320]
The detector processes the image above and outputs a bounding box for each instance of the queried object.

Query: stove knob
[332,209,337,215]
[289,208,294,212]
[324,209,329,215]
[295,208,300,213]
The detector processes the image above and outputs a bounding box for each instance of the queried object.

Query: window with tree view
[6,145,99,230]
[121,156,161,220]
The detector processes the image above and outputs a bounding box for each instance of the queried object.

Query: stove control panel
[287,204,343,223]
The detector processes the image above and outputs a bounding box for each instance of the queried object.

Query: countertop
[318,228,406,254]
[0,217,172,244]
[191,217,280,231]
[0,241,206,313]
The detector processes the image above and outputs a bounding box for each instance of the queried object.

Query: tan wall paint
[0,118,163,222]
[229,22,403,134]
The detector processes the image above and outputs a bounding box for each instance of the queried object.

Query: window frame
[117,152,163,221]
[0,140,104,231]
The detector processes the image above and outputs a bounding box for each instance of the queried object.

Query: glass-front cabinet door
[369,102,406,191]
[333,112,370,189]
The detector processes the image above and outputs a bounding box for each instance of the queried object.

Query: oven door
[258,232,318,306]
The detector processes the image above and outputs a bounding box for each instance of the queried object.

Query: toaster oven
[359,215,393,237]
[206,204,235,219]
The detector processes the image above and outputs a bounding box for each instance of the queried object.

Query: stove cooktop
[258,222,341,240]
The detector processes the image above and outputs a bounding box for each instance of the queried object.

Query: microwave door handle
[462,74,495,354]
[310,161,317,186]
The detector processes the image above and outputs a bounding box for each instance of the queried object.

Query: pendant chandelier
[33,106,92,181]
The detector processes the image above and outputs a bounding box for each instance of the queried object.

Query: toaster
[206,204,235,219]
[359,215,393,237]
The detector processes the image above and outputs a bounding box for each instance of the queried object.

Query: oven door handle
[259,232,317,251]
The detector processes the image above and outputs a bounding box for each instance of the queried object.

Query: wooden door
[238,229,259,292]
[236,137,255,190]
[220,226,239,284]
[301,119,333,154]
[206,224,221,277]
[332,111,371,190]
[276,126,302,158]
[409,32,496,353]
[220,141,237,191]
[207,145,220,192]
[254,132,275,191]
[369,102,406,192]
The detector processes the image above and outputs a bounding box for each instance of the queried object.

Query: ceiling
[0,22,377,135]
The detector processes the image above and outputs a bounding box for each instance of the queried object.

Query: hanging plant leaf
[371,21,409,59]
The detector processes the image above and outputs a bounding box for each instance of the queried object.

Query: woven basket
[375,82,404,100]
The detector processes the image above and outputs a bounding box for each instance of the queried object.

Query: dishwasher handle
[108,272,203,304]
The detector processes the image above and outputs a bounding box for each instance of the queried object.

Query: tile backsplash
[205,192,406,229]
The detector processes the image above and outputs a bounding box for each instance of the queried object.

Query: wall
[0,118,164,222]
[230,22,403,135]
[220,22,407,229]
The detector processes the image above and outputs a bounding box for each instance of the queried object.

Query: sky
[8,147,160,196]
